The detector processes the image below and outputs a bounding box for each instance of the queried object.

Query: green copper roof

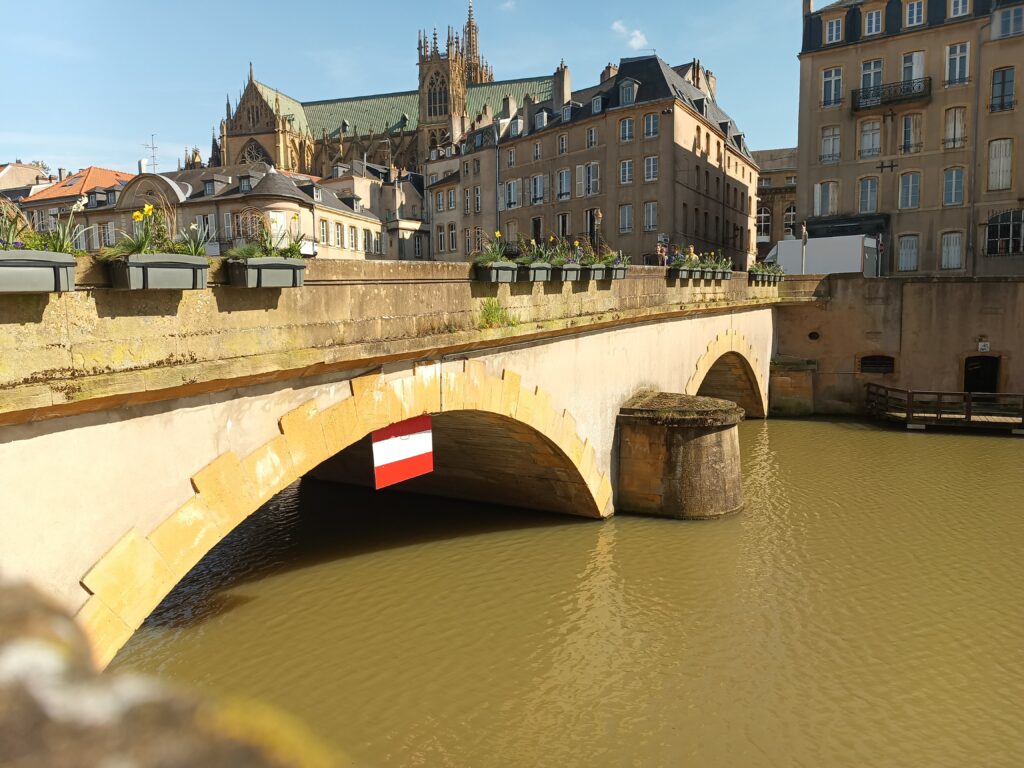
[254,81,310,136]
[302,76,554,138]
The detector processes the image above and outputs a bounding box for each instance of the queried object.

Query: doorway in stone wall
[964,356,1000,394]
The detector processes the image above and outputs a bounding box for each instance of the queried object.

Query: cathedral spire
[249,61,254,82]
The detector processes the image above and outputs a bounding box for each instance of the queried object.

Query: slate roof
[255,81,310,135]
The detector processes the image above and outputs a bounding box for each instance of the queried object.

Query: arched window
[783,204,797,235]
[240,139,272,165]
[986,209,1024,256]
[427,73,449,118]
[756,206,772,241]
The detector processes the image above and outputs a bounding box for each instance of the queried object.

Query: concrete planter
[226,257,306,288]
[108,253,208,290]
[0,250,76,293]
[667,266,687,280]
[474,261,517,283]
[609,265,627,279]
[552,264,581,282]
[713,270,725,280]
[583,264,607,281]
[516,262,552,282]
[723,270,733,280]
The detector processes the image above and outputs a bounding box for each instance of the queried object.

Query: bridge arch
[76,361,611,668]
[685,330,768,418]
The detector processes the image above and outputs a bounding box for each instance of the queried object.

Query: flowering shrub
[472,230,509,265]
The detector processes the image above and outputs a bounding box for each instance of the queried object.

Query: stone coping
[619,390,744,427]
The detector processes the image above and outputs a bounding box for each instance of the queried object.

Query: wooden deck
[865,384,1024,433]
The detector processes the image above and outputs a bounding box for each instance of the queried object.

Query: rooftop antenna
[142,134,159,174]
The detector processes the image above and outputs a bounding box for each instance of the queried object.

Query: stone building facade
[753,148,798,260]
[797,0,1024,275]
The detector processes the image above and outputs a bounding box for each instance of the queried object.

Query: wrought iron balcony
[859,147,881,160]
[990,99,1016,113]
[852,77,931,111]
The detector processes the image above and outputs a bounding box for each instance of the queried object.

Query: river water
[112,420,1024,767]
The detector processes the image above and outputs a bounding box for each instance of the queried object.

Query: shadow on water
[142,478,592,630]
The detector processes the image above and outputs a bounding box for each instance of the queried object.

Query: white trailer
[764,235,880,277]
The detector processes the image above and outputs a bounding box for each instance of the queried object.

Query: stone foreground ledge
[0,580,348,767]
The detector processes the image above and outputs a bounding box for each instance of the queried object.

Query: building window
[902,51,924,82]
[860,59,883,106]
[507,148,516,167]
[414,235,422,258]
[986,209,1024,255]
[756,207,771,241]
[557,212,570,237]
[465,227,472,255]
[997,6,1024,37]
[592,96,603,113]
[473,159,481,174]
[558,134,568,154]
[577,163,600,196]
[586,127,597,148]
[335,222,343,247]
[865,9,882,35]
[643,201,657,231]
[822,68,843,106]
[204,180,215,196]
[533,141,541,161]
[620,159,634,185]
[474,227,483,252]
[319,219,328,244]
[448,189,456,209]
[239,176,252,193]
[435,191,443,212]
[943,167,965,205]
[363,229,372,253]
[906,0,924,27]
[860,120,881,158]
[620,118,634,142]
[505,179,521,208]
[534,112,547,131]
[901,114,922,154]
[992,67,1016,112]
[619,204,633,233]
[950,0,969,17]
[898,235,919,271]
[464,188,471,214]
[463,161,470,177]
[786,175,797,185]
[620,81,635,105]
[821,126,840,163]
[644,113,659,138]
[509,119,521,137]
[814,181,838,216]
[783,205,797,235]
[643,155,659,182]
[943,107,967,148]
[557,168,571,199]
[946,43,969,85]
[437,226,445,253]
[427,73,449,118]
[899,172,921,209]
[349,226,357,249]
[448,222,457,252]
[531,174,545,204]
[988,138,1013,190]
[474,186,481,212]
[826,17,842,44]
[860,355,896,374]
[562,105,572,123]
[941,232,964,269]
[859,177,879,213]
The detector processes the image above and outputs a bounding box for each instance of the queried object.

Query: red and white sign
[371,415,434,489]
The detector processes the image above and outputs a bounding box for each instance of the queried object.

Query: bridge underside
[311,410,602,517]
[697,352,766,418]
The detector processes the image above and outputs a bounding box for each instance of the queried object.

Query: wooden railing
[865,384,1024,430]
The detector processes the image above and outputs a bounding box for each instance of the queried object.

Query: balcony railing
[819,153,841,164]
[852,77,931,111]
[859,147,881,160]
[942,137,968,150]
[990,99,1016,113]
[899,142,924,155]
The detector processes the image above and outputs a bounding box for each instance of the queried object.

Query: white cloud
[611,19,648,50]
[500,0,516,9]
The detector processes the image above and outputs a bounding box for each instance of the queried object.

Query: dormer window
[239,176,252,193]
[107,190,117,205]
[313,187,323,202]
[620,81,636,105]
[562,105,572,122]
[826,18,842,44]
[475,133,483,148]
[87,192,96,207]
[204,180,215,196]
[592,96,603,113]
[534,111,547,130]
[509,119,521,137]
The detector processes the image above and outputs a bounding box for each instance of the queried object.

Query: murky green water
[113,420,1024,767]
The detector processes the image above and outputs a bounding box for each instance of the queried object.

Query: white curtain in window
[898,236,919,271]
[989,139,1012,190]
[941,232,963,269]
[944,107,965,144]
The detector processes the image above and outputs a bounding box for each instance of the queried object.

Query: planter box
[723,270,732,280]
[748,272,762,284]
[713,270,724,280]
[667,266,687,280]
[227,257,306,288]
[553,264,581,282]
[0,250,76,293]
[108,253,208,290]
[609,265,627,280]
[474,261,517,283]
[586,265,608,280]
[516,261,552,282]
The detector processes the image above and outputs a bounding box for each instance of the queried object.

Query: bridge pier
[616,392,744,520]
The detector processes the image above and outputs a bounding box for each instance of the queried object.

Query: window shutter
[828,182,838,215]
[813,183,823,216]
[544,174,550,203]
[592,163,600,194]
[223,213,232,239]
[498,182,506,211]
[576,165,585,197]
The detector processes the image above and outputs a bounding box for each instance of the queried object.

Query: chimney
[138,159,148,175]
[501,94,517,119]
[705,70,717,99]
[600,63,619,83]
[804,0,813,13]
[553,61,572,109]
[57,167,68,181]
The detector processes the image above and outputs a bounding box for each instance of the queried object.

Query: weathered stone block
[80,528,174,630]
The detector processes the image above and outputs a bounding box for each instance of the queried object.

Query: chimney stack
[553,60,572,109]
[57,167,68,181]
[600,63,619,83]
[804,0,813,13]
[138,159,149,175]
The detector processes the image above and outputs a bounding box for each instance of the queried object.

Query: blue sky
[2,1,802,174]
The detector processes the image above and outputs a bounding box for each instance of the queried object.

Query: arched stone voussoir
[686,330,768,418]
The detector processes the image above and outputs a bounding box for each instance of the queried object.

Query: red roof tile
[20,166,135,204]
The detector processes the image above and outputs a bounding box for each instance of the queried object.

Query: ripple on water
[112,419,1024,768]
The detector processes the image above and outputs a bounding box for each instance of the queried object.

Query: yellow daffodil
[132,210,144,222]
[494,230,502,239]
[573,240,579,247]
[530,238,536,246]
[292,213,300,221]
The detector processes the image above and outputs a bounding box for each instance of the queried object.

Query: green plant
[0,203,32,250]
[749,261,769,274]
[545,235,578,267]
[102,203,173,258]
[39,214,92,257]
[478,297,518,329]
[472,230,508,266]
[225,217,305,260]
[176,221,211,257]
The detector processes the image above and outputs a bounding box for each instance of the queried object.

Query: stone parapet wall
[0,259,784,425]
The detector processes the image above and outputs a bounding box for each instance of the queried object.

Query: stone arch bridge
[0,259,796,667]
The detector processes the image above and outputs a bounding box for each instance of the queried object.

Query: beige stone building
[798,0,1024,275]
[752,148,798,260]
[424,56,759,265]
[0,162,54,204]
[18,167,135,249]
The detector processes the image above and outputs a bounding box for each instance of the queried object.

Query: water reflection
[114,420,1024,767]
